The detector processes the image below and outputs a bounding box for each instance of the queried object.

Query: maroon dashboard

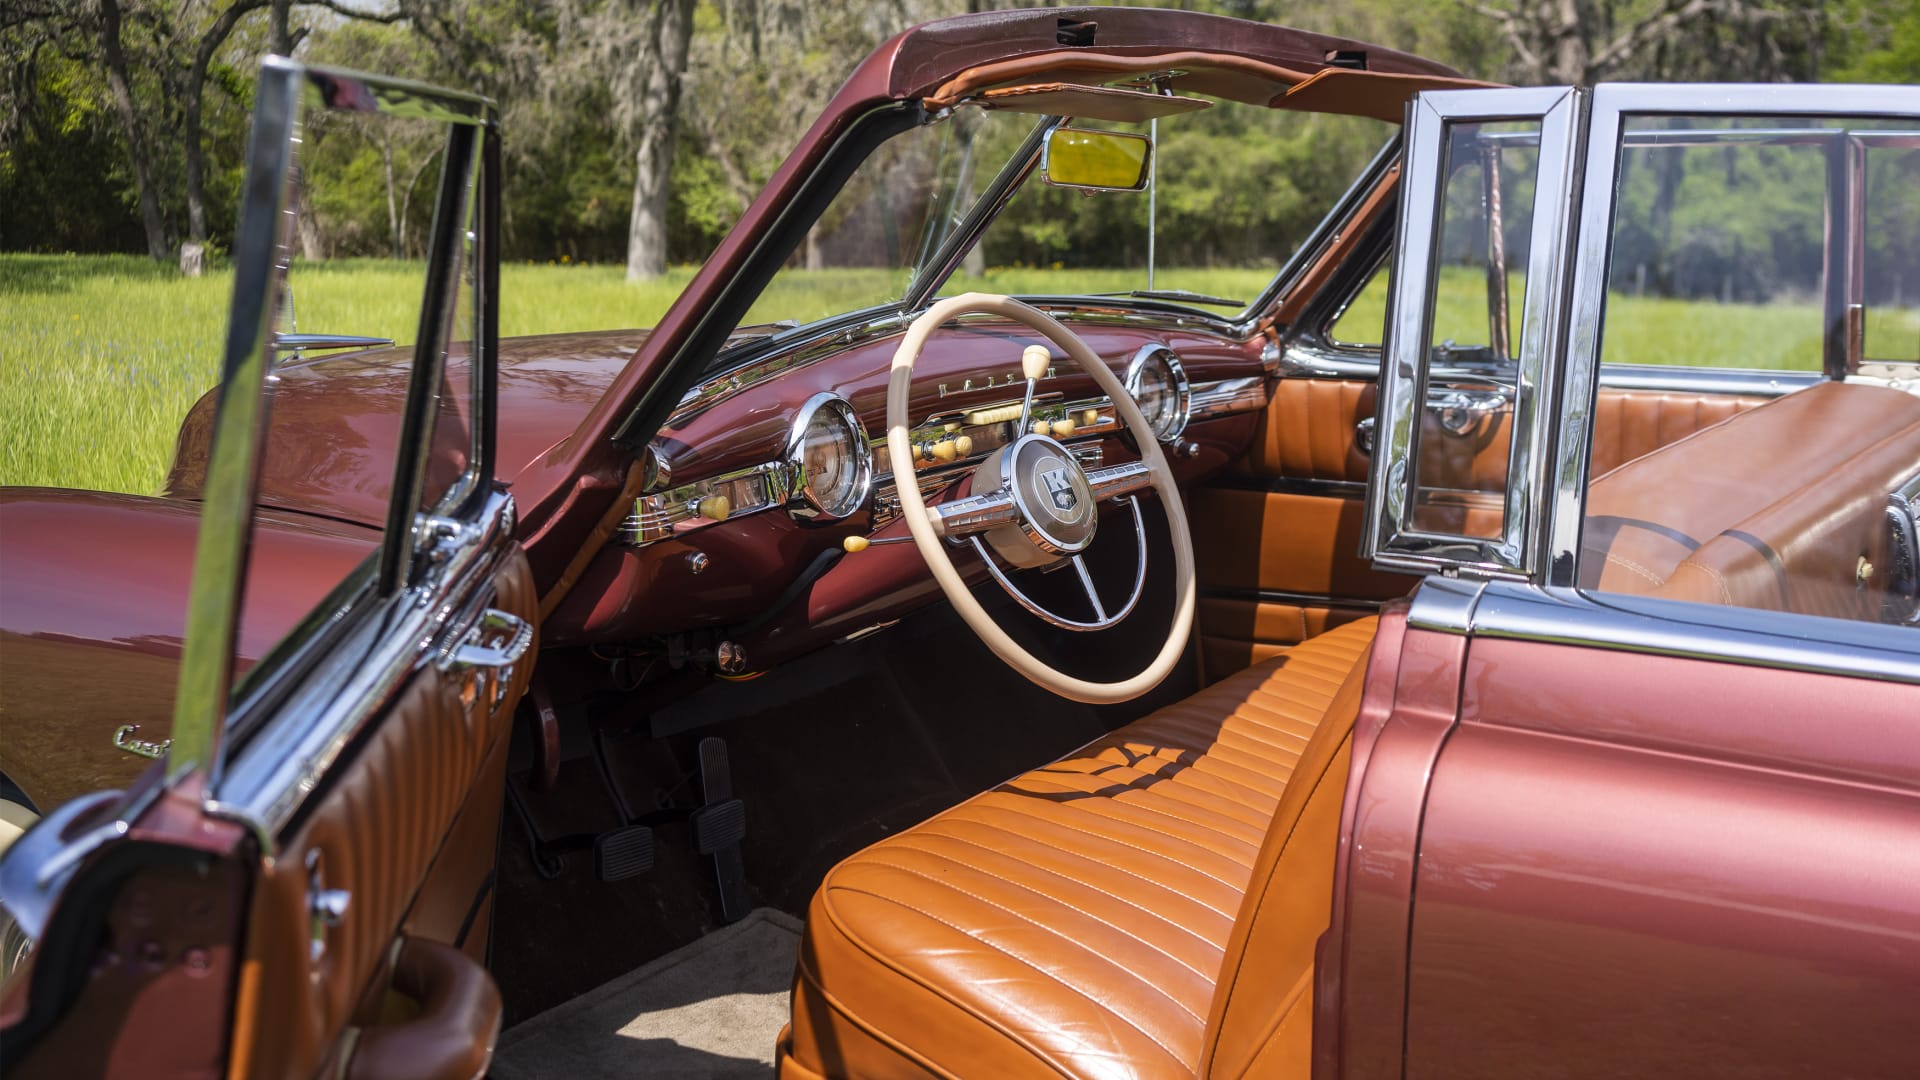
[543,312,1274,668]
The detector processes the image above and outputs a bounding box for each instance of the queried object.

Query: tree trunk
[185,0,265,249]
[270,0,292,55]
[625,0,697,283]
[97,0,168,260]
[383,132,401,258]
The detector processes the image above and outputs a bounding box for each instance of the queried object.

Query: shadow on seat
[777,617,1379,1079]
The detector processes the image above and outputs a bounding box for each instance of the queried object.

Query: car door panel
[1404,636,1920,1079]
[1196,377,1766,676]
[229,546,534,1079]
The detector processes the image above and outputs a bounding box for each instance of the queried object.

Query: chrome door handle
[1428,387,1510,435]
[443,609,533,671]
[1356,417,1376,456]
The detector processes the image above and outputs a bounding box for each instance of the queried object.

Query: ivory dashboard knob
[954,434,974,456]
[943,421,962,433]
[842,535,871,553]
[1051,419,1076,438]
[930,439,959,462]
[1022,344,1052,382]
[695,495,730,522]
[1081,409,1100,426]
[1032,419,1049,435]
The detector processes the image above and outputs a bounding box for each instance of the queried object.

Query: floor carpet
[491,909,802,1078]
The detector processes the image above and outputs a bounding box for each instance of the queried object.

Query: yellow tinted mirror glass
[1042,127,1151,192]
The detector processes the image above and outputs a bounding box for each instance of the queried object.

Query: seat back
[1200,633,1374,1077]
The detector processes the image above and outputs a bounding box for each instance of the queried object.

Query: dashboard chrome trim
[1124,344,1192,442]
[628,369,1265,548]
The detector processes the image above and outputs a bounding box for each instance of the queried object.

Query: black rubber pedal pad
[594,825,655,881]
[690,798,746,855]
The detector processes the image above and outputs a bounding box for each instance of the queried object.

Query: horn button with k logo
[993,433,1098,559]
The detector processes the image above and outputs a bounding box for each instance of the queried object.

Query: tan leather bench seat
[1581,382,1920,619]
[780,617,1379,1079]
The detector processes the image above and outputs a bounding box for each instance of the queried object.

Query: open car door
[0,60,534,1078]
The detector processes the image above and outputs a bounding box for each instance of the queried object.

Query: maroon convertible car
[2,6,1917,1078]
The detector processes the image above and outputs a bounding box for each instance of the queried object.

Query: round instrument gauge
[788,393,872,521]
[1124,345,1191,442]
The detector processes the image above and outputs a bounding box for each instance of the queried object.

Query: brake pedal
[696,737,752,923]
[594,825,656,881]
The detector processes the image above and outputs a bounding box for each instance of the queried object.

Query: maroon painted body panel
[166,329,655,528]
[1317,604,1468,1080]
[0,489,375,809]
[1398,637,1920,1078]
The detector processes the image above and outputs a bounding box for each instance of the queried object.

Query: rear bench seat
[1580,381,1920,619]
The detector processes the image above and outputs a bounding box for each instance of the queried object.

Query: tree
[96,0,170,259]
[555,0,698,282]
[1468,0,1828,85]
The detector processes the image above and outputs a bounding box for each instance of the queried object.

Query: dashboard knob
[930,439,959,462]
[954,434,974,456]
[695,495,731,522]
[843,536,870,553]
[1051,419,1076,438]
[1081,409,1100,427]
[1032,419,1049,435]
[1021,344,1051,382]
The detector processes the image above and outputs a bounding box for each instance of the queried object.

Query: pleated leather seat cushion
[782,617,1378,1079]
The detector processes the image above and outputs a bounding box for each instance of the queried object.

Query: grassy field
[3,253,1915,495]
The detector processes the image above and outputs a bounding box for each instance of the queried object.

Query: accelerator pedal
[694,737,751,923]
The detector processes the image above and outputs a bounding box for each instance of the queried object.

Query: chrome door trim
[1409,578,1920,685]
[1364,86,1584,581]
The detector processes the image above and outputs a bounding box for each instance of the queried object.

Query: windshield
[725,96,1392,351]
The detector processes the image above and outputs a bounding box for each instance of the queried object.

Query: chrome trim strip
[1431,579,1920,684]
[1188,376,1267,420]
[631,372,1261,547]
[1199,586,1392,611]
[1592,364,1820,397]
[1279,343,1379,380]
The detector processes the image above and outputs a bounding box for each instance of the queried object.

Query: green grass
[5,253,1917,496]
[1333,265,1920,371]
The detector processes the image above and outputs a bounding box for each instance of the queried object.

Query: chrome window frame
[1544,82,1920,585]
[1363,87,1583,581]
[168,57,502,808]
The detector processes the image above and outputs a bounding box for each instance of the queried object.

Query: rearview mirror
[1041,127,1151,192]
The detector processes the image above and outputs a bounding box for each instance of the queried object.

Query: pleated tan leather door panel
[228,546,536,1080]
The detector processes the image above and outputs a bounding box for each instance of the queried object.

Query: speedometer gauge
[1124,345,1191,442]
[787,393,872,521]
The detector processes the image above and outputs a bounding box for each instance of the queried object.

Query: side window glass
[1579,112,1920,629]
[1328,260,1390,346]
[1601,120,1827,371]
[1407,122,1539,542]
[1862,140,1920,372]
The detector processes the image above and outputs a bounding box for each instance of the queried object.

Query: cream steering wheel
[886,293,1196,704]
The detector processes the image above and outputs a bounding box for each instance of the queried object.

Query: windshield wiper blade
[1112,289,1247,308]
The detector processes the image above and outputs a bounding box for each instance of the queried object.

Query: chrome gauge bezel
[1123,344,1192,443]
[787,391,873,521]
